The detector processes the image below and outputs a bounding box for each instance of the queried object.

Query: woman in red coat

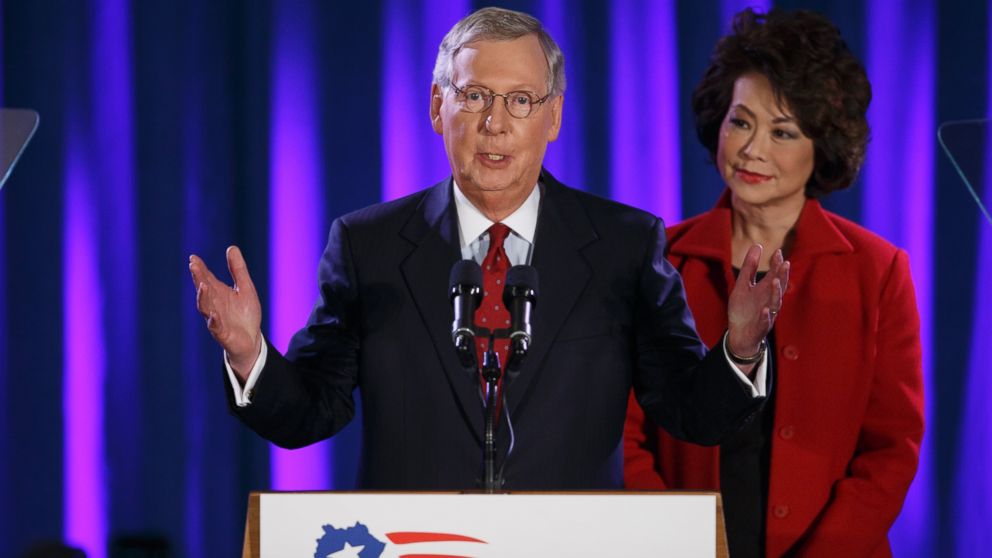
[624,9,924,558]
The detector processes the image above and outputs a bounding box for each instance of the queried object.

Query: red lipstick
[735,168,772,184]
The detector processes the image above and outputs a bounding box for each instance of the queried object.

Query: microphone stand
[481,332,501,493]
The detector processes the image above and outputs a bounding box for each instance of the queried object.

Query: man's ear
[430,83,444,135]
[546,94,563,142]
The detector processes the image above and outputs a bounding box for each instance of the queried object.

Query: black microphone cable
[496,391,516,489]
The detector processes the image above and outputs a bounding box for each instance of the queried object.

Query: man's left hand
[727,244,790,367]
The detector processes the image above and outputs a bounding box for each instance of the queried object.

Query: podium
[242,491,728,557]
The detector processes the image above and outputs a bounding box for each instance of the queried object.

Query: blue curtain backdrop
[0,0,986,556]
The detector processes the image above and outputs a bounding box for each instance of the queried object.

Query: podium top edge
[247,489,721,496]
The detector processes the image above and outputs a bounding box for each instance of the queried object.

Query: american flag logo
[314,522,488,558]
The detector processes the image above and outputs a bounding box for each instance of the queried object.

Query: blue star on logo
[313,523,385,558]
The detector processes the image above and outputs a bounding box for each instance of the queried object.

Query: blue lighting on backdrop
[864,2,936,554]
[268,0,331,493]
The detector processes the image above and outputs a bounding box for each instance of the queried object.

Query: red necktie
[474,223,512,399]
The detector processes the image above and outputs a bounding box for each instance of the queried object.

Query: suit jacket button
[773,505,790,518]
[779,425,795,439]
[782,345,799,360]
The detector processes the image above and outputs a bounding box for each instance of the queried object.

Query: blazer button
[779,425,795,440]
[782,345,799,360]
[773,505,790,518]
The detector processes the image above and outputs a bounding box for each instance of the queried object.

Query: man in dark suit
[188,7,788,490]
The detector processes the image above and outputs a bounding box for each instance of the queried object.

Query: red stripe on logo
[385,532,486,544]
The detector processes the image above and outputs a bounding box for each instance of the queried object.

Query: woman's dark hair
[693,8,871,197]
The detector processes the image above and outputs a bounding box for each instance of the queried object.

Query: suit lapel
[399,179,484,441]
[505,173,596,413]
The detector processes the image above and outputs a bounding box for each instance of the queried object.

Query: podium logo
[314,522,488,558]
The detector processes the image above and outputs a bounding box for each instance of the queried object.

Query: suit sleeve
[792,249,925,556]
[631,218,765,446]
[226,218,360,449]
[623,390,667,489]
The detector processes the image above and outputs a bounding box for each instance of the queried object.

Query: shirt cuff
[723,334,768,398]
[225,337,268,407]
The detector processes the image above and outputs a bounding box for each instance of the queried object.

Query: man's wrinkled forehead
[448,36,551,92]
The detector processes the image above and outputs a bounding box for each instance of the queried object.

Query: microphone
[503,265,538,374]
[449,260,483,370]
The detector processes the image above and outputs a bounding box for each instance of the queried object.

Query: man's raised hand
[726,244,790,373]
[189,246,262,382]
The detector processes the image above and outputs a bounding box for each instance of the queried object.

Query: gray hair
[432,7,566,98]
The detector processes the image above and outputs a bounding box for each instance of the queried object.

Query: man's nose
[483,97,511,134]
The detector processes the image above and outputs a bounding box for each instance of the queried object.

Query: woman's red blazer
[624,192,925,557]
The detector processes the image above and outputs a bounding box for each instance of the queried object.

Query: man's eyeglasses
[450,83,551,119]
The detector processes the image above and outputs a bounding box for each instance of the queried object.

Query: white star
[326,542,365,558]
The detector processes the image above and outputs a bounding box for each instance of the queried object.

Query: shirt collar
[452,181,540,248]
